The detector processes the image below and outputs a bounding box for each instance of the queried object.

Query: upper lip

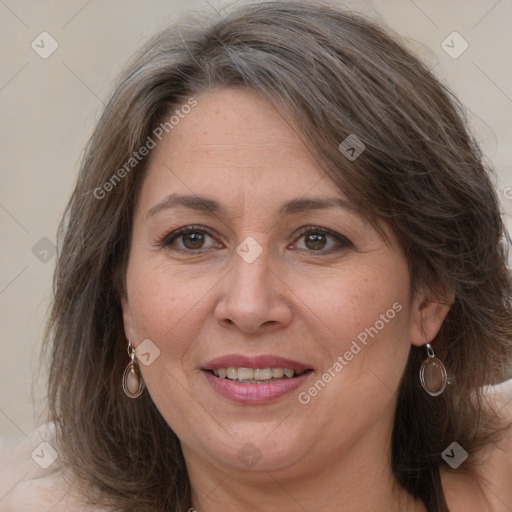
[203,354,312,373]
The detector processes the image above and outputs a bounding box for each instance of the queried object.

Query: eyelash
[160,224,353,254]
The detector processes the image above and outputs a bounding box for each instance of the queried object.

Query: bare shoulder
[482,377,512,460]
[441,378,512,512]
[491,376,512,415]
[0,423,106,512]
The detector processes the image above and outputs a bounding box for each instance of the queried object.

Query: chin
[194,422,313,474]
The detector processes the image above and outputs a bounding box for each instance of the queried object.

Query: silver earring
[419,343,447,396]
[122,340,144,398]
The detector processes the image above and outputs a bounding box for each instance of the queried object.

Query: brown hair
[41,1,512,511]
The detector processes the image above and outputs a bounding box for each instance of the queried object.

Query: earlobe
[409,289,454,347]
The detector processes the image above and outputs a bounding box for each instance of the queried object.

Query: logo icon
[338,134,366,161]
[441,32,468,59]
[32,237,56,263]
[31,441,58,469]
[31,32,59,59]
[442,441,468,469]
[237,442,262,468]
[236,236,263,264]
[135,339,161,366]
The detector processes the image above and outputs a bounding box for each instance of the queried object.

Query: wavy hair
[41,1,512,511]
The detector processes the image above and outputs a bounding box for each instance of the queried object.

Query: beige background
[1,0,511,450]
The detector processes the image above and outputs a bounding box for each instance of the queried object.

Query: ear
[409,285,454,347]
[121,293,136,343]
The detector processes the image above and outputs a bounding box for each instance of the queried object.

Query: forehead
[139,87,346,214]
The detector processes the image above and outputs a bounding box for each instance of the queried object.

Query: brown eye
[181,231,206,250]
[294,227,352,253]
[162,226,219,252]
[304,232,327,251]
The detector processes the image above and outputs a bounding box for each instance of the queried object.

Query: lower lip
[202,370,312,404]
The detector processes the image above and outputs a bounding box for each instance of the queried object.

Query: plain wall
[1,0,511,449]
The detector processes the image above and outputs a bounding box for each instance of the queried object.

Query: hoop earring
[122,340,145,399]
[419,343,447,396]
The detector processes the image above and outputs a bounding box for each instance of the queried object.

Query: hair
[41,1,512,511]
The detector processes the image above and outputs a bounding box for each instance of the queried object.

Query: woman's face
[122,87,446,478]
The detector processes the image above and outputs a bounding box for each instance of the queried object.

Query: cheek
[321,263,410,343]
[124,259,217,368]
[124,264,214,425]
[311,266,412,404]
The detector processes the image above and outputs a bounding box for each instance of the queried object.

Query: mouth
[205,366,312,384]
[202,355,314,403]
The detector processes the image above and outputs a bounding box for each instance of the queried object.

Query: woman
[2,1,511,511]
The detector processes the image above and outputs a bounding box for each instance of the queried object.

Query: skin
[121,87,452,511]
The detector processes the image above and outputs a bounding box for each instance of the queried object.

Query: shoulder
[441,378,512,512]
[0,423,106,512]
[481,377,512,464]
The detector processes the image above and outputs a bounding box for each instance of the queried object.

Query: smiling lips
[202,355,313,403]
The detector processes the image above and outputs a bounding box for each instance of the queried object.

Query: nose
[213,249,293,335]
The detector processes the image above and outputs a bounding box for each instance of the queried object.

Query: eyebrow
[146,193,356,218]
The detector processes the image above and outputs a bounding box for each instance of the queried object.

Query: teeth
[237,367,254,380]
[254,368,272,380]
[211,367,298,381]
[271,368,285,378]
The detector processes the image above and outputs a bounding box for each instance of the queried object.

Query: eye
[293,227,352,253]
[161,225,220,252]
[160,225,352,254]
